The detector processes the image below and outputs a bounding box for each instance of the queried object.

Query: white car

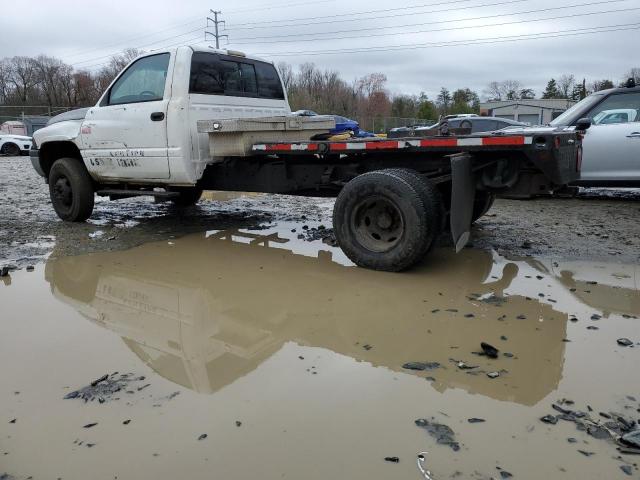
[548,81,640,186]
[0,134,32,156]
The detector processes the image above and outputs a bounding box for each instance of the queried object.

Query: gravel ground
[1,155,639,268]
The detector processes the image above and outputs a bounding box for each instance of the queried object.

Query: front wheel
[48,157,95,222]
[333,169,441,272]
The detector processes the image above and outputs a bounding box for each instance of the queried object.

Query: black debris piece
[384,457,400,463]
[8,419,16,424]
[198,434,207,441]
[578,450,595,457]
[415,418,460,451]
[468,418,486,423]
[402,362,440,371]
[480,342,499,359]
[83,423,97,429]
[540,415,558,425]
[123,419,131,425]
[617,338,633,347]
[499,470,513,479]
[236,421,242,427]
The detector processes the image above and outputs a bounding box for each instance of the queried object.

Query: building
[480,99,576,125]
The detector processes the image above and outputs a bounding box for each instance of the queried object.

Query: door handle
[626,132,640,138]
[150,112,165,121]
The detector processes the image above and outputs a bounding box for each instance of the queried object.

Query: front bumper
[30,148,46,178]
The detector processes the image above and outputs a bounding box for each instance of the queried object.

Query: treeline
[0,49,141,109]
[0,49,638,124]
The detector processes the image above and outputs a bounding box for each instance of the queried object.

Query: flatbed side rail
[251,135,534,155]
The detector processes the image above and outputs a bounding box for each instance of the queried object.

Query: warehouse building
[480,99,576,125]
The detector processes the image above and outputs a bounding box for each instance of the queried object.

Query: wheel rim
[351,196,404,253]
[2,144,19,156]
[53,176,73,209]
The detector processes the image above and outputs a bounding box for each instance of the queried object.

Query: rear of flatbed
[197,128,583,271]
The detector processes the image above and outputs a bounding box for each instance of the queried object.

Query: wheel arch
[39,141,84,178]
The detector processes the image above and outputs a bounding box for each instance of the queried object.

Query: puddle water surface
[1,226,639,479]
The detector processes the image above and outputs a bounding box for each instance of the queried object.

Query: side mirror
[575,117,591,131]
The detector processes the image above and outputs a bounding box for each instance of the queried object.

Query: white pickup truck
[31,45,583,271]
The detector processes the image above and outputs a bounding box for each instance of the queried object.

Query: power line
[253,22,640,56]
[225,0,337,14]
[77,35,205,71]
[70,27,204,67]
[60,16,204,60]
[229,5,639,45]
[227,0,532,30]
[230,0,630,40]
[227,0,505,27]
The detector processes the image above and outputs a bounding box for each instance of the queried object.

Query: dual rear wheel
[333,168,494,272]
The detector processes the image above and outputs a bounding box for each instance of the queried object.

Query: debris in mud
[384,456,400,463]
[83,422,98,429]
[540,415,558,425]
[402,362,441,371]
[617,338,634,347]
[578,450,595,457]
[415,418,460,451]
[454,360,478,370]
[480,342,499,358]
[123,419,131,425]
[620,465,633,476]
[497,468,513,479]
[235,421,242,427]
[63,372,150,403]
[487,371,500,379]
[298,225,336,245]
[8,419,16,424]
[621,430,640,449]
[198,434,208,441]
[467,418,486,423]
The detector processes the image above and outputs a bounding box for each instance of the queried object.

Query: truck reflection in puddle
[44,228,638,406]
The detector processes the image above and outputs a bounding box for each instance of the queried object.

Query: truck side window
[587,92,640,125]
[255,62,285,99]
[108,53,170,105]
[189,52,284,100]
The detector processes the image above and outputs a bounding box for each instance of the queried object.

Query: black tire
[1,143,21,156]
[48,157,95,222]
[169,187,203,207]
[471,191,495,223]
[333,169,440,272]
[384,168,445,252]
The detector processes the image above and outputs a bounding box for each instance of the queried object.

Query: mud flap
[450,154,475,253]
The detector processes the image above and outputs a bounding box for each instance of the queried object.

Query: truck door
[80,53,172,180]
[580,91,640,182]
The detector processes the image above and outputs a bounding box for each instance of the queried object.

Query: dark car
[417,116,529,133]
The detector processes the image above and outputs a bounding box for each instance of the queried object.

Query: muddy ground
[1,156,640,270]
[1,155,640,480]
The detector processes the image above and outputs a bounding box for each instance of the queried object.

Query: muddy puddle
[1,224,639,479]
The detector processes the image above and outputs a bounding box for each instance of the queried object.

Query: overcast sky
[0,0,638,100]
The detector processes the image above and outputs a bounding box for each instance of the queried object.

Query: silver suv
[549,81,640,187]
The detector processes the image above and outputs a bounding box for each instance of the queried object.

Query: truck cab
[31,45,290,219]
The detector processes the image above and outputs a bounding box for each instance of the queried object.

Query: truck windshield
[108,53,170,105]
[549,94,604,127]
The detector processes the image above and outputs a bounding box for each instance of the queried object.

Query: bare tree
[557,74,575,99]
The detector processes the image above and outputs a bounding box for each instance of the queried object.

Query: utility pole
[206,10,228,49]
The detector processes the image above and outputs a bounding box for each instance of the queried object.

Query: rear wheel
[333,169,441,271]
[48,157,95,222]
[1,143,21,156]
[471,191,495,223]
[169,187,203,207]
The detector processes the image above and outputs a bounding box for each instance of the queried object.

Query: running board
[96,189,180,201]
